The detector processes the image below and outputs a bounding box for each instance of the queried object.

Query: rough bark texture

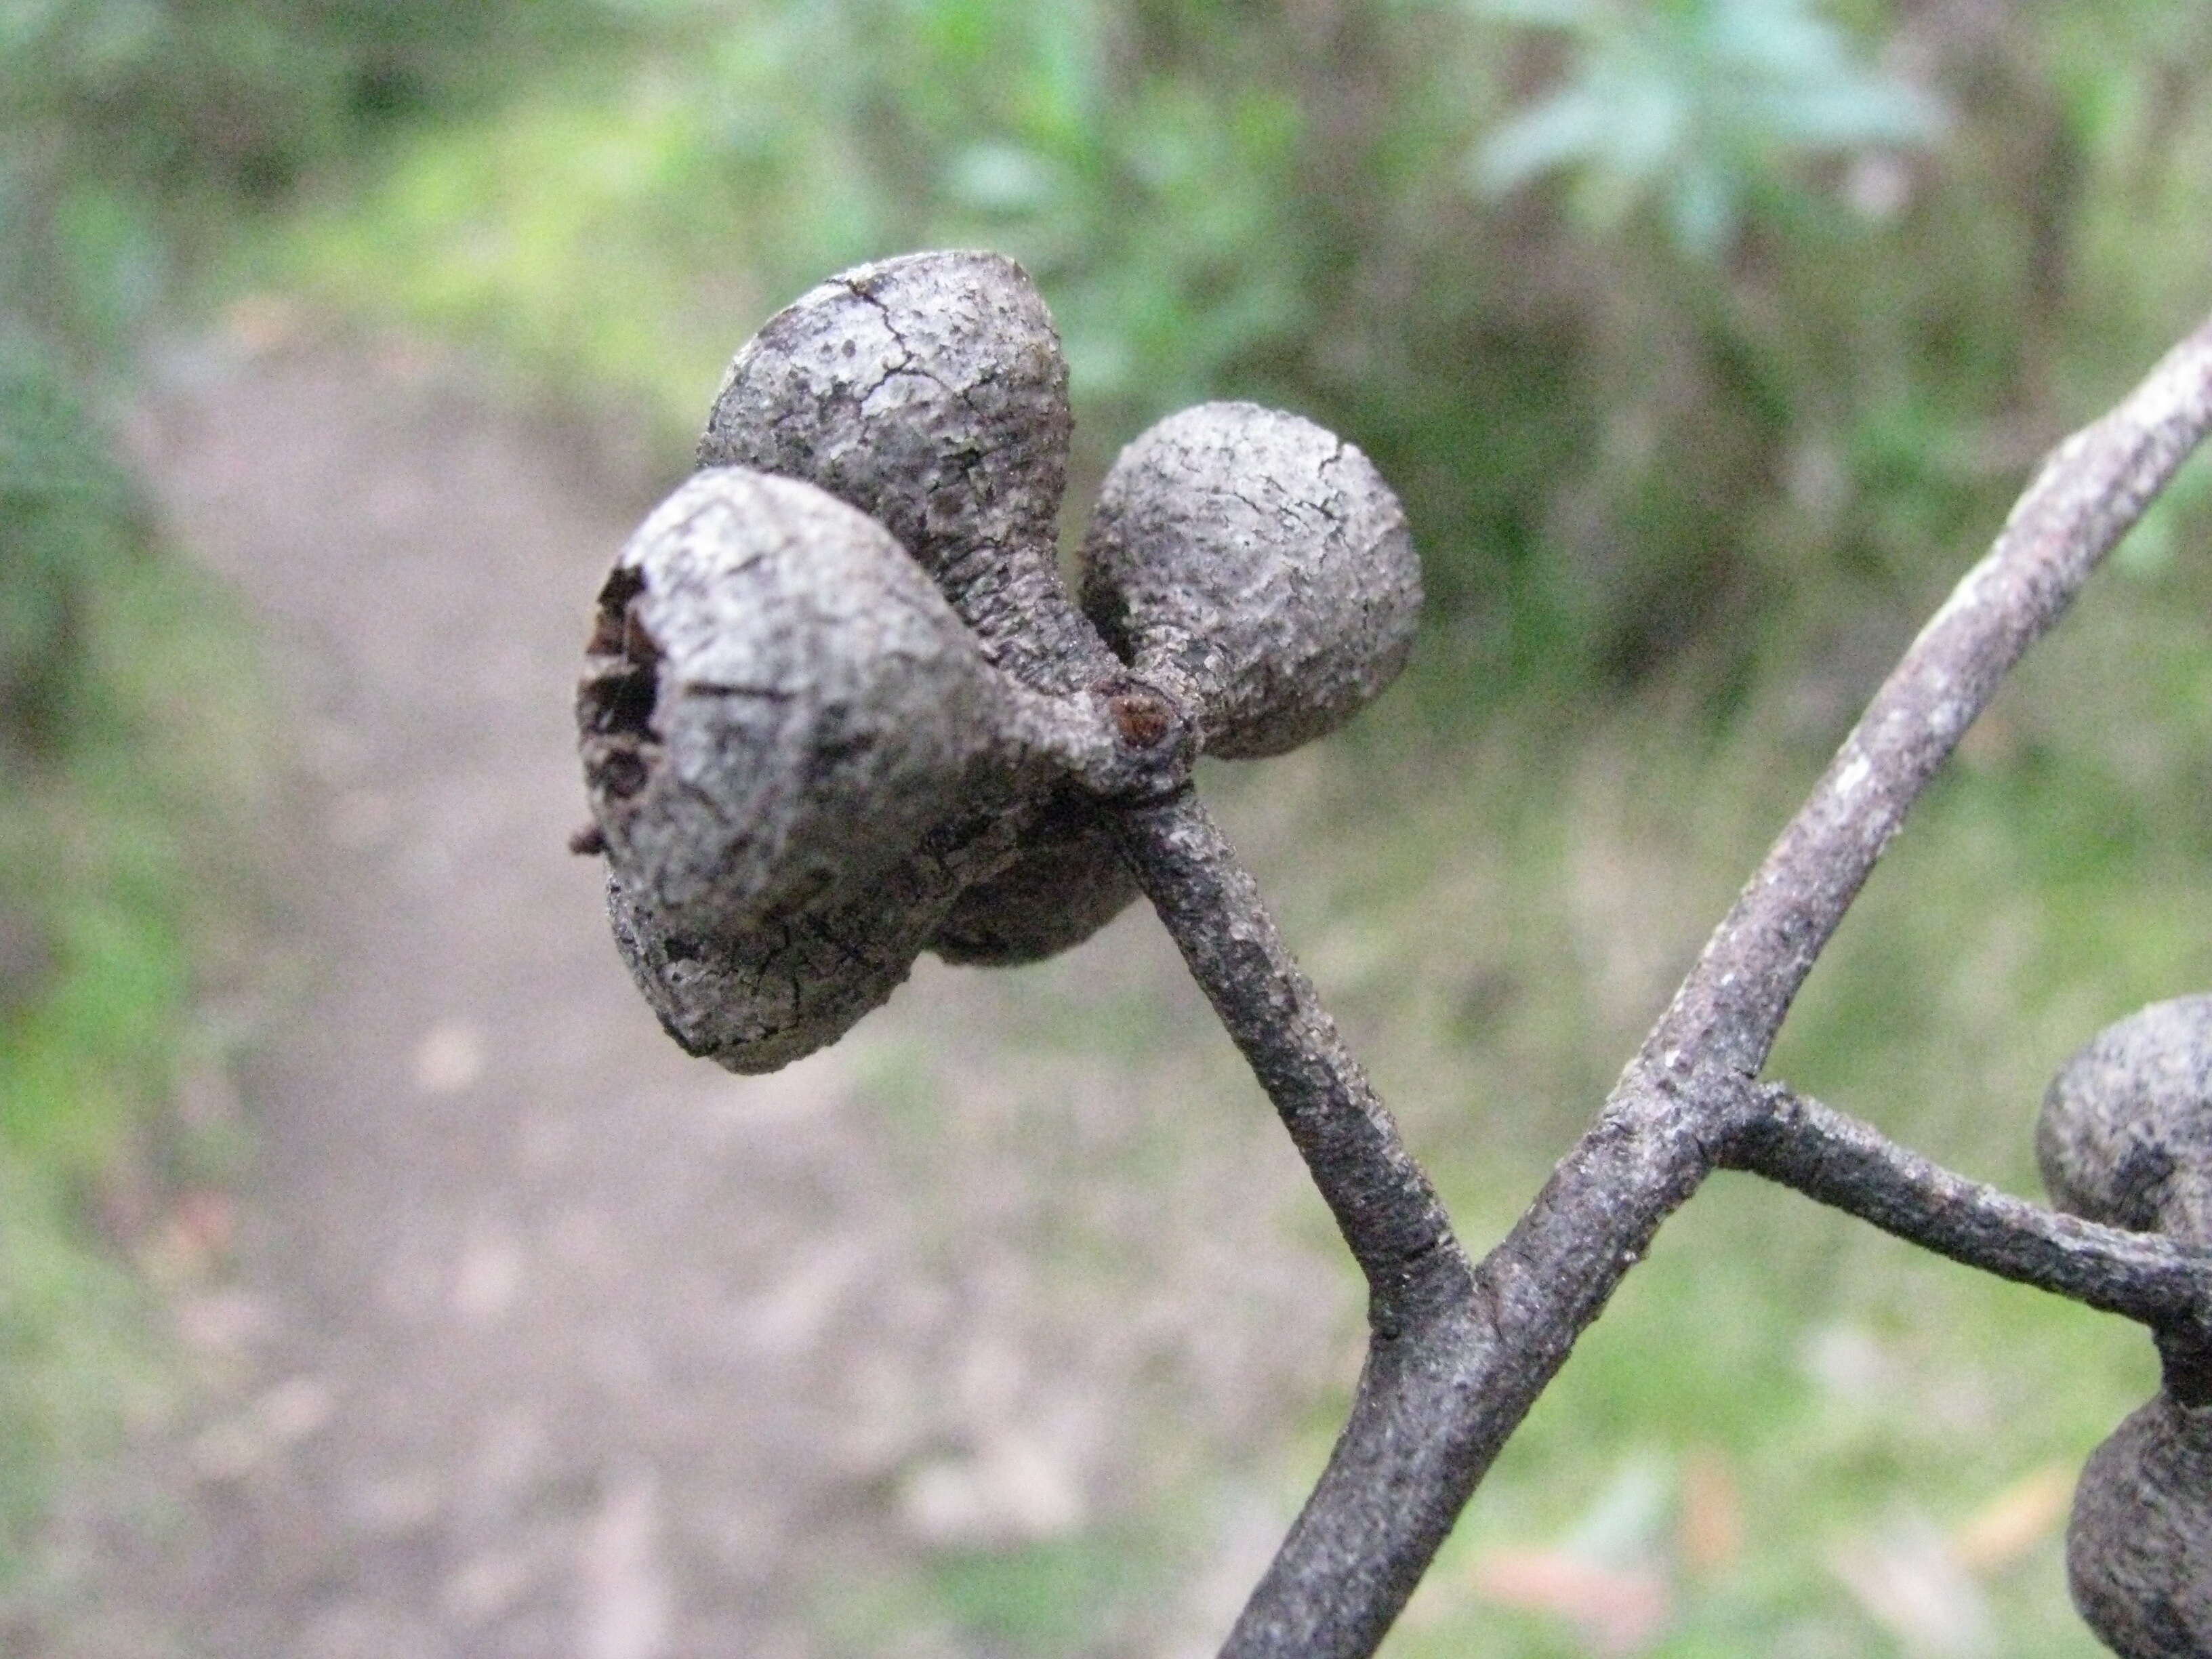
[579,257,2212,1657]
[926,795,1142,965]
[1111,795,1467,1327]
[1161,313,2212,1659]
[579,468,1046,1071]
[1082,402,1421,758]
[579,466,1192,1072]
[1113,791,1736,1658]
[699,249,1103,686]
[1726,1087,2212,1329]
[2041,996,2212,1240]
[580,468,1034,933]
[591,251,1419,1065]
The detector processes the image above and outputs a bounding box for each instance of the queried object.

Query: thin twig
[1118,316,2212,1659]
[1108,794,1472,1334]
[1647,314,2212,1081]
[1725,1086,2212,1329]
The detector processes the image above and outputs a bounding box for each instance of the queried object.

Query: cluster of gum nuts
[575,250,1420,1074]
[2041,997,2212,1656]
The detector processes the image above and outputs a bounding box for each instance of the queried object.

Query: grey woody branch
[1110,794,1468,1328]
[579,256,2212,1659]
[1649,314,2212,1082]
[1722,1086,2212,1330]
[1174,312,2212,1656]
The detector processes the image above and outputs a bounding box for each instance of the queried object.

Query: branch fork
[576,255,2212,1657]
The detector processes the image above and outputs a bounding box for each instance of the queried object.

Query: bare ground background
[12,325,1353,1658]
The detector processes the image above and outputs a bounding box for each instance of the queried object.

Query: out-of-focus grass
[243,89,764,459]
[0,387,272,1574]
[794,579,2212,1655]
[824,1530,1170,1657]
[778,500,2212,1652]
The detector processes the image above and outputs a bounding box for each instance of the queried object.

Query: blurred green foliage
[1229,514,2212,1652]
[1,0,649,1574]
[0,346,138,754]
[18,0,2211,718]
[245,0,2212,713]
[1,0,634,360]
[1469,0,1944,254]
[0,339,275,1568]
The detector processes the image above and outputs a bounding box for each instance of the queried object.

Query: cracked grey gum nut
[2039,995,2212,1240]
[2067,1392,2212,1658]
[577,466,1034,939]
[1079,401,1421,759]
[928,800,1136,966]
[605,806,1026,1073]
[697,249,1099,683]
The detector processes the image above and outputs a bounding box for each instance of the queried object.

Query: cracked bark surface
[2037,998,2212,1655]
[697,250,1142,971]
[1081,402,1419,760]
[578,466,1147,1071]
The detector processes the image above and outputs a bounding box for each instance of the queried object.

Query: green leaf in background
[1471,0,1946,255]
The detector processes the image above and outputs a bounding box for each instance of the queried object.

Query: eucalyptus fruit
[1082,401,1420,760]
[2040,996,2212,1658]
[577,250,1420,1073]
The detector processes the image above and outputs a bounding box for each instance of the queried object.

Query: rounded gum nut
[695,251,1148,964]
[2037,995,2212,1238]
[697,249,1102,684]
[2066,1391,2212,1658]
[605,802,1029,1074]
[928,798,1139,966]
[1078,401,1421,760]
[576,466,1031,941]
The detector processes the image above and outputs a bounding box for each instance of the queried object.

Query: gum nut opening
[2038,994,2212,1233]
[697,250,1073,604]
[577,466,1028,937]
[1079,401,1420,759]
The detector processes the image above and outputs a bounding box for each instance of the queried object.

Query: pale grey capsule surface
[1080,401,1421,759]
[2037,995,2212,1238]
[699,249,1145,962]
[2067,1391,2212,1659]
[698,249,1107,685]
[577,466,1029,939]
[928,796,1139,966]
[605,801,1029,1074]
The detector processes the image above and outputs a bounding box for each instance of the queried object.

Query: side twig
[1724,1086,2212,1330]
[1108,795,1471,1335]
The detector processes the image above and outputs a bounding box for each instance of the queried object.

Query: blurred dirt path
[18,330,1345,1658]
